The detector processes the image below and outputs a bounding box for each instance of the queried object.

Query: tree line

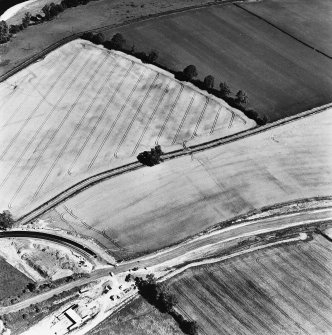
[81,31,268,126]
[135,274,199,335]
[0,0,96,44]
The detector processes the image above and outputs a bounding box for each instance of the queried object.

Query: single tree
[203,75,214,89]
[0,21,10,44]
[22,12,31,28]
[236,90,248,105]
[42,4,51,20]
[110,33,126,50]
[49,3,59,17]
[0,210,14,230]
[219,82,231,97]
[93,32,105,44]
[183,65,198,81]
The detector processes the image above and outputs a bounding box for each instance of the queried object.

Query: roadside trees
[0,21,10,44]
[219,81,231,97]
[183,65,198,81]
[42,4,51,20]
[22,12,31,28]
[236,90,248,105]
[0,210,14,230]
[203,75,214,89]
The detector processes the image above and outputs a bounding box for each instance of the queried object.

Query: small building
[63,305,83,331]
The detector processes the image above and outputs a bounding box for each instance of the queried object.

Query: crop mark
[131,81,171,155]
[7,54,95,208]
[172,93,196,145]
[0,52,80,162]
[228,111,235,129]
[155,84,184,145]
[209,106,222,134]
[0,53,82,191]
[63,205,123,251]
[88,68,146,168]
[69,62,135,172]
[30,55,110,201]
[114,73,159,158]
[190,97,209,140]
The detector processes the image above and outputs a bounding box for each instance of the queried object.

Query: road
[16,102,332,226]
[2,206,331,314]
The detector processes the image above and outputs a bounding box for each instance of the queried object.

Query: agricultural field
[0,39,254,217]
[108,2,332,121]
[169,234,332,335]
[46,106,332,258]
[88,297,182,335]
[241,0,332,56]
[0,256,31,300]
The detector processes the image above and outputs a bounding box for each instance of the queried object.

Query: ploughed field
[108,2,332,121]
[45,107,332,258]
[0,39,254,216]
[170,234,332,335]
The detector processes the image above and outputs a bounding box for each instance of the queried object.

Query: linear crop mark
[69,62,135,172]
[114,73,159,158]
[0,52,80,162]
[29,55,109,201]
[131,81,171,155]
[0,53,81,190]
[8,54,95,207]
[155,84,184,145]
[88,68,146,169]
[228,111,235,129]
[172,93,196,145]
[210,106,222,134]
[190,97,209,140]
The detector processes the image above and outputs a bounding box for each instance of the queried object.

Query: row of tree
[82,32,268,125]
[135,274,199,335]
[0,0,95,44]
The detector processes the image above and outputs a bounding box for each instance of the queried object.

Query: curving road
[2,206,331,314]
[16,102,332,226]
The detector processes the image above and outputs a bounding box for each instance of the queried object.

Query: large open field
[169,234,332,335]
[45,106,332,257]
[107,2,332,121]
[0,39,254,217]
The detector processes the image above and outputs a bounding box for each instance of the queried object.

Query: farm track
[15,102,332,225]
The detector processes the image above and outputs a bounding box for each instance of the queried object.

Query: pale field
[0,39,254,216]
[54,107,332,257]
[170,234,332,335]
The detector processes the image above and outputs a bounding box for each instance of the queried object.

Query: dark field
[0,256,31,300]
[88,297,182,335]
[107,2,332,121]
[241,0,332,56]
[168,235,332,335]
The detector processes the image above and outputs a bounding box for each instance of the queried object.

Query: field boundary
[15,102,332,225]
[234,3,332,60]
